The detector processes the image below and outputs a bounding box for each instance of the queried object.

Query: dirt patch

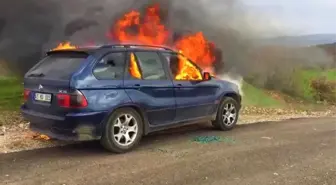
[0,111,24,127]
[0,121,73,153]
[1,107,335,154]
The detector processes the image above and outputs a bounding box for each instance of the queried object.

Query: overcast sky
[243,0,336,35]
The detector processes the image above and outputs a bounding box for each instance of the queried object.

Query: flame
[110,4,169,45]
[26,132,51,141]
[174,32,216,73]
[129,53,142,79]
[38,134,51,140]
[53,4,217,80]
[109,4,217,80]
[175,54,203,80]
[53,42,77,51]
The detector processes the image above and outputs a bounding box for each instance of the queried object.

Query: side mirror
[203,72,212,81]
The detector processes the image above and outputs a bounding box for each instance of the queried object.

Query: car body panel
[124,79,176,125]
[172,80,220,121]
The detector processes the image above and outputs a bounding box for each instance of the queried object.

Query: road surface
[1,118,336,185]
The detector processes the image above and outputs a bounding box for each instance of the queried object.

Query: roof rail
[100,44,174,51]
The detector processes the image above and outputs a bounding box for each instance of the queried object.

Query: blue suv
[21,44,241,153]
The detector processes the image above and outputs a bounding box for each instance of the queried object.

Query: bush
[310,77,336,104]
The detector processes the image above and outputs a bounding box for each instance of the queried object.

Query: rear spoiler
[46,49,90,56]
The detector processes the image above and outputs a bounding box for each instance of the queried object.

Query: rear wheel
[100,108,143,153]
[212,97,240,131]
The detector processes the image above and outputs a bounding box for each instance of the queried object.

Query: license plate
[34,93,52,102]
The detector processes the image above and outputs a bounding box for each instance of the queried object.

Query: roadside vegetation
[0,76,23,111]
[244,68,335,107]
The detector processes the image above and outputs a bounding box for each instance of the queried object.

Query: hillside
[260,34,336,47]
[317,42,336,64]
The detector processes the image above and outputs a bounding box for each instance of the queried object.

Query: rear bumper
[21,106,107,141]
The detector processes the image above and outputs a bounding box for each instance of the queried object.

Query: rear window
[27,53,88,80]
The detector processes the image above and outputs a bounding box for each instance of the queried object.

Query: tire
[212,97,240,131]
[100,108,144,153]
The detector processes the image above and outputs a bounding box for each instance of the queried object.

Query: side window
[129,52,167,80]
[93,52,125,80]
[163,53,203,81]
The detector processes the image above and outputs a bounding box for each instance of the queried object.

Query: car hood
[212,77,242,95]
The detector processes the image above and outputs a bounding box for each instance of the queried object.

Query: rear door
[123,51,176,125]
[162,52,220,121]
[23,51,89,116]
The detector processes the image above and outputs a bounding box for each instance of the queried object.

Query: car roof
[47,44,176,56]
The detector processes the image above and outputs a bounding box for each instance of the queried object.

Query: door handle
[133,84,141,90]
[176,84,183,88]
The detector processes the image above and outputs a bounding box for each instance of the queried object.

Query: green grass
[0,76,23,111]
[242,82,283,107]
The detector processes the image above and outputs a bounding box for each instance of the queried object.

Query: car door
[161,52,220,121]
[123,51,176,125]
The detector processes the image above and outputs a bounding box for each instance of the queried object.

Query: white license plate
[34,93,52,102]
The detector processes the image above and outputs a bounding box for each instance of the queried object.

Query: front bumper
[21,107,107,141]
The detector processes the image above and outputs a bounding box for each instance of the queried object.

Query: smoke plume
[0,0,333,95]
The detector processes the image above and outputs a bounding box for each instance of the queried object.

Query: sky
[243,0,336,35]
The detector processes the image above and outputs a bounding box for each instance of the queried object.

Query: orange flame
[174,32,216,74]
[38,134,51,140]
[110,4,217,80]
[129,53,142,79]
[53,4,217,80]
[26,132,51,141]
[175,54,203,80]
[53,42,77,51]
[111,4,169,45]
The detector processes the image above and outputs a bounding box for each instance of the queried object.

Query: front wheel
[100,108,144,153]
[212,97,240,131]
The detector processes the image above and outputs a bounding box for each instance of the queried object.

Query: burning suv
[21,44,241,153]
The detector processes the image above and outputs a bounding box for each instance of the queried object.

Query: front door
[161,52,219,121]
[123,51,176,125]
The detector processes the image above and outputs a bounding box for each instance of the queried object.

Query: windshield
[27,53,88,80]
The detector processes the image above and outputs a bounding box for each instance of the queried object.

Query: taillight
[56,90,88,108]
[24,89,31,101]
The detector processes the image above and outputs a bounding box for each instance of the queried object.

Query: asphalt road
[1,118,336,185]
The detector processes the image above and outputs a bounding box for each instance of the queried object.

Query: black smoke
[0,0,332,94]
[0,0,61,75]
[0,0,138,76]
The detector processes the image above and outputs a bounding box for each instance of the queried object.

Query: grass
[0,76,23,111]
[241,68,336,108]
[242,82,283,107]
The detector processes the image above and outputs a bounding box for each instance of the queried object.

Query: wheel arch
[211,91,242,122]
[222,92,242,106]
[215,91,242,115]
[99,103,150,137]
